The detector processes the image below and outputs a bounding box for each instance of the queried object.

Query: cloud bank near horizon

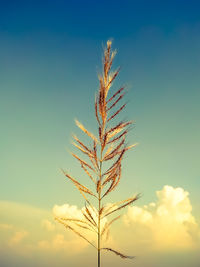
[122,185,200,251]
[0,185,199,266]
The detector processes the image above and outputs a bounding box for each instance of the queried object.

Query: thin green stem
[98,148,103,267]
[98,192,101,267]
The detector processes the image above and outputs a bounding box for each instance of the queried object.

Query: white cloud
[53,204,83,219]
[124,206,153,225]
[123,185,200,250]
[41,219,55,231]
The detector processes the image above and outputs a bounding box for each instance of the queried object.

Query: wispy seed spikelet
[107,130,128,144]
[96,180,101,193]
[72,141,93,157]
[103,138,125,161]
[75,119,98,143]
[107,50,117,75]
[82,210,96,227]
[103,149,125,176]
[98,126,102,142]
[107,92,126,111]
[102,167,118,187]
[107,87,125,103]
[73,134,93,154]
[103,143,114,158]
[58,217,89,225]
[101,248,134,259]
[85,204,97,227]
[81,164,96,183]
[104,195,140,217]
[88,154,99,172]
[101,196,139,217]
[95,95,101,126]
[102,164,122,198]
[99,206,105,217]
[58,217,97,233]
[115,143,138,156]
[93,140,99,170]
[84,199,98,217]
[107,165,122,194]
[102,132,108,151]
[74,222,97,233]
[71,152,95,172]
[102,179,116,199]
[55,217,97,249]
[108,67,120,88]
[61,169,96,198]
[108,103,127,122]
[101,215,121,237]
[106,121,132,140]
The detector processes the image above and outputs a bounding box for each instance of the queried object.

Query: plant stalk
[98,147,103,267]
[98,194,101,267]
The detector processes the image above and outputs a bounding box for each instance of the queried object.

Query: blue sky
[0,1,200,266]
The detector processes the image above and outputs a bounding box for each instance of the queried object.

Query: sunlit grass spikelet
[56,40,139,267]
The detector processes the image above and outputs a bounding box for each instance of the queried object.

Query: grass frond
[107,92,126,111]
[71,152,96,172]
[75,119,98,143]
[101,247,134,259]
[107,130,128,144]
[101,215,121,237]
[73,134,93,154]
[104,195,140,217]
[107,87,125,104]
[81,163,96,183]
[82,210,97,228]
[55,217,97,249]
[107,103,127,122]
[95,95,101,126]
[85,203,97,227]
[103,138,125,161]
[61,169,96,198]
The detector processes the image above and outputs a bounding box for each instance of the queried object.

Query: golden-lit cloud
[53,204,83,219]
[8,231,28,246]
[41,219,55,231]
[123,185,200,250]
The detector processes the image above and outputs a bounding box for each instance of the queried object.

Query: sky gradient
[1,1,200,266]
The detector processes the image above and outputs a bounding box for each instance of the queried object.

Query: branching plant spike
[56,40,139,267]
